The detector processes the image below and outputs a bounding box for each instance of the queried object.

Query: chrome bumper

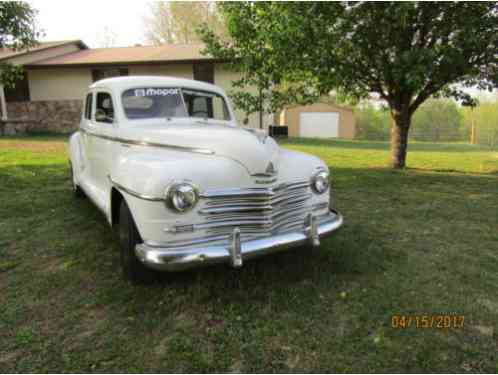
[135,210,343,272]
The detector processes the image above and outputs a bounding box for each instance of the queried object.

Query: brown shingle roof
[0,40,87,61]
[28,43,215,67]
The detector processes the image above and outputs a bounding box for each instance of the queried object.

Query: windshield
[122,87,231,121]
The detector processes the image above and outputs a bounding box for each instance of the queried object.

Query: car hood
[117,121,279,175]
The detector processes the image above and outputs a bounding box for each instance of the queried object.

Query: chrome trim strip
[255,177,278,184]
[135,210,343,272]
[81,128,215,155]
[200,205,274,214]
[196,218,274,229]
[200,179,310,199]
[204,190,311,207]
[252,172,278,178]
[108,176,164,201]
[200,188,276,199]
[202,213,305,231]
[200,202,311,221]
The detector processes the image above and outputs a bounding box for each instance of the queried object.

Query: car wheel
[118,199,156,284]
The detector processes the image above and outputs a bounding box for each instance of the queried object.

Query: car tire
[69,162,84,198]
[118,199,156,284]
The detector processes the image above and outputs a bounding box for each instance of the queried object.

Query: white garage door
[299,112,339,138]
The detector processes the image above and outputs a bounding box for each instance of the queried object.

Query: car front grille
[197,179,313,238]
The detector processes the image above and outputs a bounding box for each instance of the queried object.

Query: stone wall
[4,100,83,134]
[0,120,38,136]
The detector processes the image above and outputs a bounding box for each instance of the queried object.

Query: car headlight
[165,181,199,212]
[311,170,330,194]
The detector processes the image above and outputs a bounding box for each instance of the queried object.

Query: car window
[122,88,187,119]
[121,87,230,121]
[182,89,230,120]
[95,92,114,123]
[84,93,92,120]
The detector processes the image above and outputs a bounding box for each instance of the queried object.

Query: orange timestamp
[391,314,465,329]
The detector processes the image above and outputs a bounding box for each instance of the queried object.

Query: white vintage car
[69,76,343,282]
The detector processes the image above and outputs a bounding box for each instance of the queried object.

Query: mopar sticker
[134,88,179,97]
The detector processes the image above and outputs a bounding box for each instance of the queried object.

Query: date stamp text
[391,315,465,329]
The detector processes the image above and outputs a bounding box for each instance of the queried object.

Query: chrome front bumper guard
[135,210,343,272]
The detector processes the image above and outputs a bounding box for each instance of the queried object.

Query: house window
[193,62,214,83]
[91,67,128,82]
[4,72,30,102]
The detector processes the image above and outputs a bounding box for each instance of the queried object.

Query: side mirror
[95,109,111,123]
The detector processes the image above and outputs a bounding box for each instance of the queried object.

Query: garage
[276,102,356,139]
[299,112,339,138]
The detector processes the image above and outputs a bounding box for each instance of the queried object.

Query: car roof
[89,76,226,95]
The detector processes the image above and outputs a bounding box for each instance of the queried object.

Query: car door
[83,90,117,209]
[78,92,93,182]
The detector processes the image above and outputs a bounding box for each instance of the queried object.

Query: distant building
[277,102,356,139]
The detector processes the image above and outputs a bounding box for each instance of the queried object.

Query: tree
[143,1,226,45]
[0,2,40,89]
[200,2,498,168]
[411,100,463,142]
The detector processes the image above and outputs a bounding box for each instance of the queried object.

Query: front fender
[109,148,253,241]
[110,147,253,200]
[277,148,331,210]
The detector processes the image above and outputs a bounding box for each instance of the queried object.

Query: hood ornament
[252,161,278,184]
[252,162,278,184]
[266,162,276,175]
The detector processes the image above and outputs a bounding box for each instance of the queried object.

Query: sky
[30,0,148,48]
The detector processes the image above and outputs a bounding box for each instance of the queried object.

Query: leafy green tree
[411,100,463,142]
[200,2,498,168]
[0,2,39,89]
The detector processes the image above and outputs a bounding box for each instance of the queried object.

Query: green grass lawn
[1,135,497,373]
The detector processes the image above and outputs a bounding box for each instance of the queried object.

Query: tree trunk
[390,111,411,169]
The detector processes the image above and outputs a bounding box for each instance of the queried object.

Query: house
[0,40,355,138]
